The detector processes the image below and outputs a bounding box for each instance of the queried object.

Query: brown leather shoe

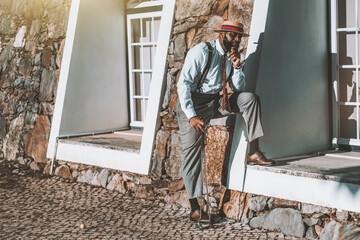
[247,151,275,166]
[189,209,209,223]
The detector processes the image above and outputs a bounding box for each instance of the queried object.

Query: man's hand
[228,48,245,69]
[189,116,205,132]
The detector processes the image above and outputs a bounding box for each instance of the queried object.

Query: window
[127,12,161,127]
[333,0,360,146]
[47,0,176,174]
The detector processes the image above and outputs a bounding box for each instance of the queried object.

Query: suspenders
[196,42,233,91]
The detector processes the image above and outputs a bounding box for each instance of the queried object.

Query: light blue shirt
[177,39,246,119]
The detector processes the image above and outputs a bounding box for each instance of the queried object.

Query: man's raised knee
[237,92,260,104]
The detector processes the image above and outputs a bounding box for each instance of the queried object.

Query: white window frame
[127,0,163,9]
[332,0,360,146]
[47,0,176,175]
[127,11,162,127]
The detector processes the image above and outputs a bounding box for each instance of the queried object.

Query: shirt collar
[216,39,226,56]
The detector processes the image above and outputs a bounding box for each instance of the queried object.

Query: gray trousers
[176,92,264,199]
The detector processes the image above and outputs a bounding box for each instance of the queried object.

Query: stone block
[122,172,136,182]
[315,224,323,237]
[249,208,305,238]
[39,69,57,101]
[165,133,182,180]
[305,226,318,239]
[0,58,16,88]
[186,28,197,50]
[211,0,230,16]
[191,16,223,48]
[0,0,12,9]
[150,129,170,178]
[133,185,154,199]
[205,126,229,185]
[175,0,217,21]
[29,161,41,171]
[14,26,26,48]
[221,190,248,222]
[336,210,349,221]
[162,68,179,110]
[54,165,73,180]
[29,19,42,39]
[168,179,184,192]
[0,117,7,139]
[303,217,319,226]
[164,190,189,209]
[56,39,66,68]
[106,173,126,194]
[19,59,32,76]
[139,175,152,185]
[248,196,268,212]
[173,21,198,34]
[228,0,253,27]
[77,170,97,185]
[39,103,54,115]
[41,48,52,68]
[97,169,109,188]
[23,115,50,163]
[2,114,24,160]
[320,220,360,240]
[301,203,331,214]
[267,198,298,210]
[47,5,70,39]
[152,179,169,189]
[174,33,186,61]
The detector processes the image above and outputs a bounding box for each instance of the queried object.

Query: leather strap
[222,55,231,111]
[196,42,213,90]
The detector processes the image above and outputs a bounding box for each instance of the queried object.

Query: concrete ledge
[58,132,141,153]
[249,151,360,185]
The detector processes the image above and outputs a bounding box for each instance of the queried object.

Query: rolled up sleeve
[229,68,246,93]
[177,44,207,119]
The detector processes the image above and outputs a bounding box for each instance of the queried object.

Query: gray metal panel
[60,0,128,135]
[248,0,330,158]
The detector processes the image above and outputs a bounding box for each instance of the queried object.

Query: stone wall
[0,0,71,171]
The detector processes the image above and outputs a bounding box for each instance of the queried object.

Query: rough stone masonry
[0,0,360,239]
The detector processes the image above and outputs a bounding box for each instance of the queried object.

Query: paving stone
[0,159,304,239]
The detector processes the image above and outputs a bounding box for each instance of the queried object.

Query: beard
[230,40,240,53]
[223,37,240,53]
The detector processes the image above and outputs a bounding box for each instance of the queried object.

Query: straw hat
[215,20,249,37]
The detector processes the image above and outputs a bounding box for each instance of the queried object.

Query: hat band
[221,25,244,33]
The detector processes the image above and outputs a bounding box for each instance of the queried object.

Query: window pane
[132,46,141,69]
[131,19,141,43]
[152,17,161,42]
[142,18,152,43]
[133,72,141,95]
[338,32,358,66]
[143,73,152,96]
[338,0,358,28]
[339,105,358,139]
[142,45,153,69]
[134,99,143,121]
[339,68,358,102]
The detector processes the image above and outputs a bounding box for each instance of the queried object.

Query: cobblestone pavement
[0,160,302,239]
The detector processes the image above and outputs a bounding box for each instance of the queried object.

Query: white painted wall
[60,0,129,135]
[250,0,330,158]
[229,0,331,193]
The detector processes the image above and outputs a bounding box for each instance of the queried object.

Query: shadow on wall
[243,32,264,93]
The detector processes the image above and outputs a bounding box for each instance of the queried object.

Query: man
[176,20,274,222]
